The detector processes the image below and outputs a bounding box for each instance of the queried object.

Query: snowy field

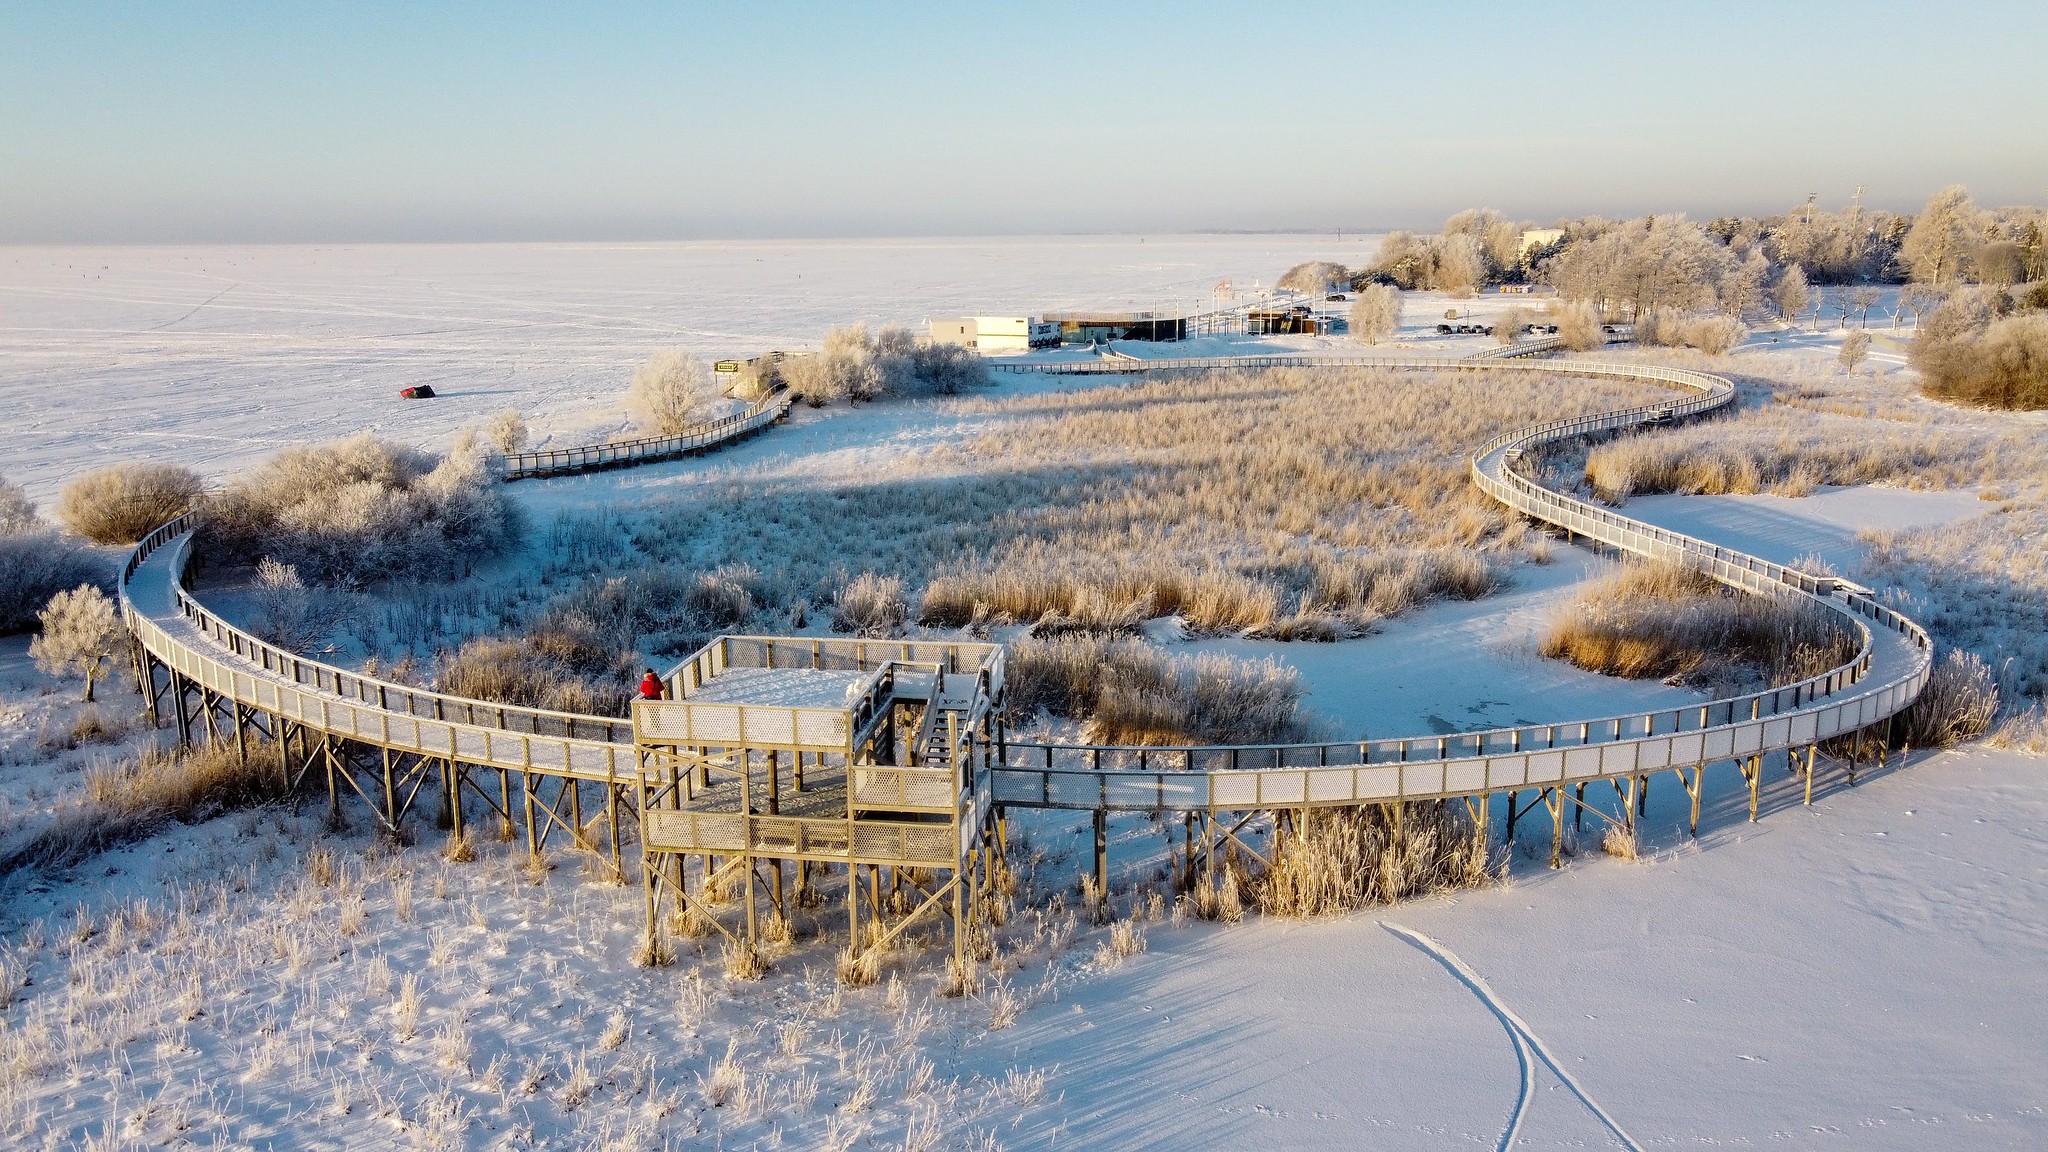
[0,235,1389,505]
[2,238,2045,1150]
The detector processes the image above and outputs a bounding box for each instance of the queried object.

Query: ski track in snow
[1383,921,1646,1152]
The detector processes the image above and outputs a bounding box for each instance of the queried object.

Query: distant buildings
[927,316,1060,352]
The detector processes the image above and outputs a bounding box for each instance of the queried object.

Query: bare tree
[248,558,351,652]
[1349,286,1403,345]
[30,584,121,702]
[1772,264,1810,324]
[1850,286,1881,329]
[1900,284,1944,331]
[625,349,716,436]
[1839,331,1871,374]
[1899,185,1981,286]
[1720,250,1770,318]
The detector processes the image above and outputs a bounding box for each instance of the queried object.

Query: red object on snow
[638,673,665,701]
[400,385,437,399]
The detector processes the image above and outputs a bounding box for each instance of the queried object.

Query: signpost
[713,360,741,374]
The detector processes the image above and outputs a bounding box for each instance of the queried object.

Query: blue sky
[4,1,2044,242]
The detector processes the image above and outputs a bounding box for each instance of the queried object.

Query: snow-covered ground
[3,240,2046,1150]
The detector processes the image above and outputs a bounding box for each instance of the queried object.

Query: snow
[1184,552,1711,741]
[1625,485,1989,574]
[0,236,1384,506]
[975,745,2048,1151]
[3,239,2046,1150]
[683,666,872,709]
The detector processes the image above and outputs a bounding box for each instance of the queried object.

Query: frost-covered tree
[0,474,35,535]
[626,349,717,436]
[1720,250,1771,319]
[1433,234,1486,297]
[1839,331,1871,374]
[485,409,528,453]
[1348,285,1403,345]
[1900,185,1981,286]
[1974,241,2026,287]
[1772,264,1810,322]
[31,584,121,702]
[248,558,351,652]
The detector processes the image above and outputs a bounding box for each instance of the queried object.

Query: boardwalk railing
[499,386,793,480]
[991,355,1932,811]
[119,353,1930,822]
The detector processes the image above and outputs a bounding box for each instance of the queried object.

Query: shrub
[1914,311,2048,410]
[0,514,100,634]
[205,433,520,587]
[55,462,205,544]
[1555,301,1603,351]
[626,349,718,435]
[1541,560,1855,688]
[1278,261,1349,294]
[438,622,635,717]
[832,573,907,636]
[246,558,351,652]
[1260,802,1488,918]
[0,742,287,876]
[0,474,35,534]
[30,584,122,701]
[782,324,989,407]
[1636,308,1745,355]
[485,409,529,452]
[1896,649,1998,747]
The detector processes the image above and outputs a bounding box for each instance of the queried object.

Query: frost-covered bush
[246,558,352,652]
[1277,261,1349,294]
[832,573,906,636]
[55,462,205,544]
[1002,634,1316,746]
[1637,309,1746,355]
[438,623,634,717]
[1555,301,1604,351]
[485,409,529,452]
[205,433,520,587]
[1913,305,2048,410]
[626,349,719,435]
[782,325,989,407]
[0,474,35,534]
[0,475,101,634]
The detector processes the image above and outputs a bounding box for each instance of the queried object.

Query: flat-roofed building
[928,316,1059,352]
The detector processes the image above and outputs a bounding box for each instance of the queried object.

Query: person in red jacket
[637,668,666,701]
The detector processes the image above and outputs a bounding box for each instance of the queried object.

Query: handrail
[117,351,1932,821]
[991,355,1932,809]
[498,386,793,480]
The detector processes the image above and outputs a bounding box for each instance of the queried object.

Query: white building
[928,316,1059,353]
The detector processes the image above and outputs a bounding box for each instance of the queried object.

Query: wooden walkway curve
[116,349,1931,876]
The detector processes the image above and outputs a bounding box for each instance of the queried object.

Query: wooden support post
[325,739,341,826]
[1546,788,1565,870]
[1743,756,1761,822]
[766,749,780,815]
[498,768,515,840]
[448,762,467,844]
[1505,789,1519,842]
[1636,774,1649,817]
[1802,744,1817,805]
[1573,782,1586,831]
[382,747,400,835]
[1092,809,1108,898]
[522,770,540,855]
